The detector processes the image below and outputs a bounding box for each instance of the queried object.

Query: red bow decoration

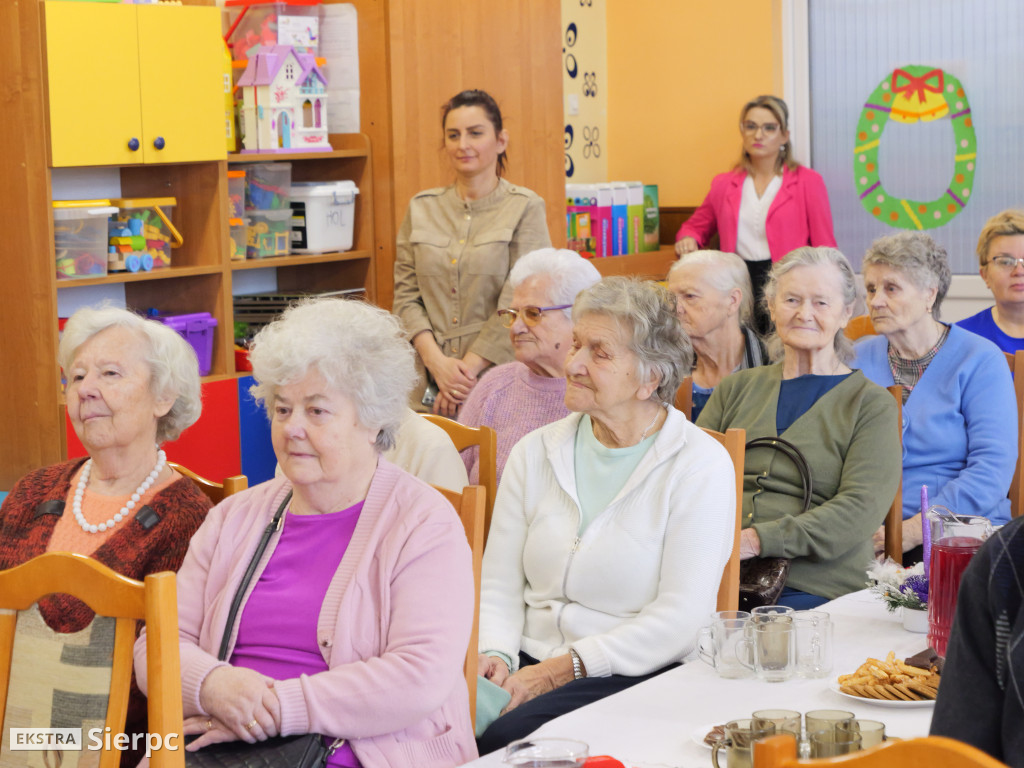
[891,68,944,103]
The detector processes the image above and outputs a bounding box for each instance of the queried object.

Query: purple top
[231,502,364,768]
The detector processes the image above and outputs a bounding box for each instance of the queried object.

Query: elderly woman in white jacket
[475,277,736,752]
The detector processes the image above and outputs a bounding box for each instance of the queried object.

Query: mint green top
[574,414,657,533]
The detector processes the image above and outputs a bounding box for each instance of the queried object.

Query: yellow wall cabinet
[45,2,225,166]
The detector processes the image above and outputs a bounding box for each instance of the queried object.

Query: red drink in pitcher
[928,536,982,657]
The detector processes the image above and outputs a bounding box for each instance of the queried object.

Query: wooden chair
[754,733,1009,768]
[431,484,486,727]
[0,552,184,768]
[675,376,694,421]
[1004,351,1024,518]
[883,385,904,561]
[169,462,247,504]
[844,313,877,340]
[423,415,498,538]
[698,427,745,612]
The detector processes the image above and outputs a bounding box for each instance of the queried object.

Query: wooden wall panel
[382,0,565,310]
[0,0,62,489]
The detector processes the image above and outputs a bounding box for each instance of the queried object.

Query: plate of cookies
[830,651,939,708]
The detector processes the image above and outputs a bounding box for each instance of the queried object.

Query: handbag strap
[745,436,813,514]
[217,491,293,660]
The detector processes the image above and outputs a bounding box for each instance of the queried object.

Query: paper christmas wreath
[854,65,976,230]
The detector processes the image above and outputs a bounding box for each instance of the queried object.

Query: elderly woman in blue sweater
[852,232,1017,557]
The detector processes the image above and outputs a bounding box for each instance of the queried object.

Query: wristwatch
[569,648,585,679]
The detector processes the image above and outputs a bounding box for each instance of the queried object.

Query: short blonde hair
[976,209,1024,267]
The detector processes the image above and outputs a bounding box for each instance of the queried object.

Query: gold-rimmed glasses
[987,255,1024,271]
[740,121,780,136]
[497,304,572,328]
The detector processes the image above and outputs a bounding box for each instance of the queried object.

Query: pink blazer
[676,166,836,261]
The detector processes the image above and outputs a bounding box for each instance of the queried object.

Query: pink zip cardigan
[676,166,836,260]
[134,460,477,768]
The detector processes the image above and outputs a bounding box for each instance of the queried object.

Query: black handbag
[738,437,813,610]
[186,492,342,768]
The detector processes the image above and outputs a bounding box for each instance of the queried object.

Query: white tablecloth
[460,590,935,768]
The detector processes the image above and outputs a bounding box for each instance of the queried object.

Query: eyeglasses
[987,255,1024,271]
[741,121,780,136]
[497,304,572,328]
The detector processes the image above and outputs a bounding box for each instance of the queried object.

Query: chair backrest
[431,484,486,727]
[754,733,1009,768]
[844,314,877,340]
[698,426,745,612]
[674,376,694,421]
[1004,351,1024,518]
[169,462,248,504]
[0,552,184,768]
[423,415,498,538]
[883,384,904,560]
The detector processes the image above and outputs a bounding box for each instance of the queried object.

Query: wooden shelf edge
[55,265,223,288]
[589,246,677,280]
[228,133,370,163]
[231,250,371,269]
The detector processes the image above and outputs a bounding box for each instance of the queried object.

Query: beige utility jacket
[393,179,551,370]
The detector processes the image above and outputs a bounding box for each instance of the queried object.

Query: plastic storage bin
[229,216,249,261]
[53,200,116,280]
[228,169,247,218]
[225,0,322,59]
[289,181,358,253]
[247,209,292,258]
[158,312,218,376]
[109,197,182,270]
[245,163,292,211]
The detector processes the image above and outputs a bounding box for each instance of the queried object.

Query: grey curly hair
[248,298,416,452]
[864,232,951,320]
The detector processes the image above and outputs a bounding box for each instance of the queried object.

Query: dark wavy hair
[441,89,507,176]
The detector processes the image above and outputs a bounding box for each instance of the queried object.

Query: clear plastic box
[53,200,116,280]
[228,169,247,219]
[247,209,292,258]
[229,216,249,261]
[225,0,322,60]
[109,197,181,270]
[245,163,292,211]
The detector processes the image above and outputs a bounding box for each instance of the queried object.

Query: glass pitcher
[926,505,992,656]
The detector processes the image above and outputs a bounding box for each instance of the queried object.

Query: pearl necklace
[73,450,167,534]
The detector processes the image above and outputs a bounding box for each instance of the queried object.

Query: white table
[460,591,935,768]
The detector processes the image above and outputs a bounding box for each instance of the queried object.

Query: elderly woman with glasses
[666,250,768,421]
[458,248,601,486]
[853,232,1017,557]
[956,209,1024,353]
[475,277,736,751]
[676,95,836,333]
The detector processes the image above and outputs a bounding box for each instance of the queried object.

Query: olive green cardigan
[697,364,901,599]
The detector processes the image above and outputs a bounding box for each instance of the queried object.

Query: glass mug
[838,719,886,749]
[503,738,589,767]
[711,719,776,768]
[751,708,802,739]
[698,617,755,679]
[737,615,796,682]
[793,610,833,678]
[809,728,862,757]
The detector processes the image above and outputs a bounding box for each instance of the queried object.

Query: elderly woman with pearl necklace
[0,303,211,759]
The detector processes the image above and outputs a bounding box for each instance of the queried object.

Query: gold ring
[205,719,213,731]
[245,720,258,730]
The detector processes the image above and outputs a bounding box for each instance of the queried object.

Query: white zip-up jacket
[478,407,736,679]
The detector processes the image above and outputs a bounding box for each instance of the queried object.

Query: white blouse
[736,174,782,262]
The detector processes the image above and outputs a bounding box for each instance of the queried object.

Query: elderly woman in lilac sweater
[134,298,477,768]
[458,248,601,485]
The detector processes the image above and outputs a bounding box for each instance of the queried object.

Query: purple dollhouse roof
[237,44,327,88]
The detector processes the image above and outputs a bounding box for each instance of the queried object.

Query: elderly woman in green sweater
[697,246,901,609]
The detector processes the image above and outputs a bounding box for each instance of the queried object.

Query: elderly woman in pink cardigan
[134,298,477,768]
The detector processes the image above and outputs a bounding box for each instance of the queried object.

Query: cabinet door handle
[153,136,166,150]
[128,138,140,151]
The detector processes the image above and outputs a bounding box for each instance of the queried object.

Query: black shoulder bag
[738,437,813,610]
[186,492,343,768]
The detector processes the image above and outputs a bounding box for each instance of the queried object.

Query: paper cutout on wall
[854,64,976,230]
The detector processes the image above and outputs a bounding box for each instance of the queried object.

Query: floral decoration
[867,558,928,612]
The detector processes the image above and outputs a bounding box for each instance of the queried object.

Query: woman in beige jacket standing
[393,89,551,416]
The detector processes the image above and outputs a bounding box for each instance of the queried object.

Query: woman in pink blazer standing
[676,95,836,333]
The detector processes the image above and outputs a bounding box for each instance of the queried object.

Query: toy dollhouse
[237,44,331,152]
